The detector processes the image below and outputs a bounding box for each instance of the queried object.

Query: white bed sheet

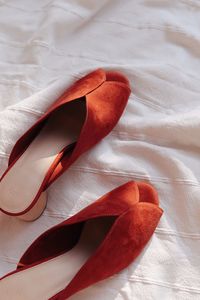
[0,0,200,299]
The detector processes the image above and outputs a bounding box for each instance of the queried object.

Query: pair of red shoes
[0,69,163,299]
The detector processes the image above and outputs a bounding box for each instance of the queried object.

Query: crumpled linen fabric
[0,1,200,299]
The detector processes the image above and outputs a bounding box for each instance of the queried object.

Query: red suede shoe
[0,69,130,220]
[0,181,163,300]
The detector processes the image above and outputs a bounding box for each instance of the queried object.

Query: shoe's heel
[17,192,47,221]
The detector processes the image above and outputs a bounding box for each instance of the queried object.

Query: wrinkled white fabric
[0,0,200,299]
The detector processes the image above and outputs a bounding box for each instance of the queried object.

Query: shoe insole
[0,217,115,300]
[0,100,86,214]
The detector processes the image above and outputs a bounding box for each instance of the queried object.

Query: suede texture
[0,69,131,216]
[1,181,163,299]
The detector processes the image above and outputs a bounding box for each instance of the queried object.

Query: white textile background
[0,0,200,299]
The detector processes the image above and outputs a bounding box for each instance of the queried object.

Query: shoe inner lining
[0,216,116,300]
[0,99,86,214]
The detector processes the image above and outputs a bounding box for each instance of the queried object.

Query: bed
[0,0,200,299]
